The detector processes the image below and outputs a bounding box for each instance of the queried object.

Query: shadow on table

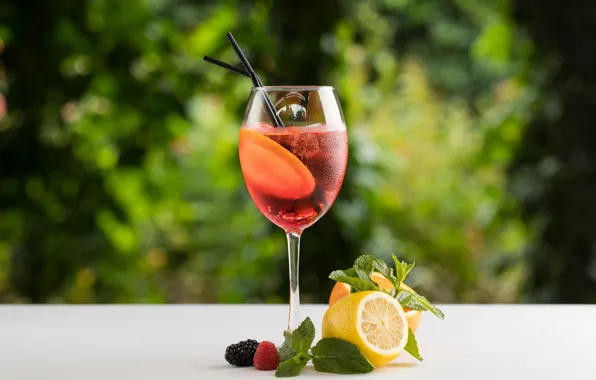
[203,364,249,370]
[382,362,419,368]
[203,361,420,375]
[300,362,420,376]
[374,361,420,373]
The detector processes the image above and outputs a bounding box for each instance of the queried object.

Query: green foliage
[0,0,531,303]
[510,0,596,303]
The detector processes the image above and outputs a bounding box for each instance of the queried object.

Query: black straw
[226,32,263,87]
[225,32,285,128]
[203,56,250,78]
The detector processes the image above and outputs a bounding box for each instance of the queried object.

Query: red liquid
[239,125,348,232]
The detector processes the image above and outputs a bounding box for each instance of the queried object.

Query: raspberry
[253,341,280,370]
[225,339,259,367]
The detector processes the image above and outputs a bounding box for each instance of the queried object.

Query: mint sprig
[331,254,444,322]
[290,317,316,354]
[329,253,446,361]
[392,254,415,289]
[275,318,373,377]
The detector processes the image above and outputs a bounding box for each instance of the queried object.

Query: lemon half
[322,290,409,367]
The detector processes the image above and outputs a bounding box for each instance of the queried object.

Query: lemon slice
[322,291,409,367]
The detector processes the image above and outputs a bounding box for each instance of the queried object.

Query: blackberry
[225,339,260,367]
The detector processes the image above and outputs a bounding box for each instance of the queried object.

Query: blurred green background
[1,0,595,304]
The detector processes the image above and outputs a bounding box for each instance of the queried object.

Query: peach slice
[239,129,316,199]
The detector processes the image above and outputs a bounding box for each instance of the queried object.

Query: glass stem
[286,231,302,332]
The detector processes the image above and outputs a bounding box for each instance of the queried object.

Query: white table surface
[0,305,595,379]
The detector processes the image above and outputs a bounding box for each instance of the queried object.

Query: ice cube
[290,130,321,162]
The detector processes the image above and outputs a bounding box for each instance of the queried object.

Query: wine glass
[238,86,348,331]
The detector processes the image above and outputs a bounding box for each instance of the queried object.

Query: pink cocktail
[239,87,348,330]
[240,126,347,232]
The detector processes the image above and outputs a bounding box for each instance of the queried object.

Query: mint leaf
[291,317,315,354]
[404,328,423,361]
[354,255,400,288]
[397,291,424,310]
[397,288,445,320]
[278,331,297,361]
[354,268,375,283]
[370,257,390,276]
[330,268,358,277]
[392,254,415,288]
[353,255,376,273]
[275,353,311,377]
[371,258,399,289]
[404,261,415,278]
[311,338,375,374]
[329,271,379,292]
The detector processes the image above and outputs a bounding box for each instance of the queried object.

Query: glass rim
[252,86,334,91]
